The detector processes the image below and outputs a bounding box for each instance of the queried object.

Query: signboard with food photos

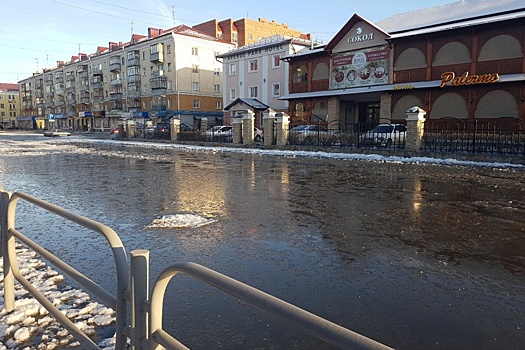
[330,46,389,90]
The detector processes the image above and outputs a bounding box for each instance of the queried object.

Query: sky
[0,0,462,84]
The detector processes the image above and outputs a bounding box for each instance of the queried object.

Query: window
[216,101,222,109]
[273,55,281,68]
[214,84,220,93]
[214,68,220,76]
[232,32,238,43]
[192,82,200,91]
[230,88,236,100]
[193,100,200,108]
[143,68,146,76]
[142,51,145,60]
[272,83,280,97]
[167,45,171,54]
[168,62,172,71]
[192,47,198,55]
[249,59,258,72]
[167,80,173,89]
[249,86,258,98]
[192,65,199,73]
[167,99,172,108]
[248,34,253,41]
[229,63,236,76]
[143,101,147,109]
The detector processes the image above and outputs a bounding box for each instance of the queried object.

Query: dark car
[154,123,171,139]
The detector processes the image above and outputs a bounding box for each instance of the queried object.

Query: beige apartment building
[18,25,234,131]
[0,83,20,129]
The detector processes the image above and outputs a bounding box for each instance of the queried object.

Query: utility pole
[171,4,177,26]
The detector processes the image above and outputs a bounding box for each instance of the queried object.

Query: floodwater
[0,132,524,349]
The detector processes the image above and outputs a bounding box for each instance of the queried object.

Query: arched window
[433,42,471,66]
[312,63,329,80]
[292,103,307,122]
[293,65,308,83]
[479,35,523,61]
[392,95,424,119]
[395,48,426,70]
[311,101,328,122]
[475,90,518,118]
[430,93,468,119]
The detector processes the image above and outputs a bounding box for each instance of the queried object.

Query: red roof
[0,83,19,91]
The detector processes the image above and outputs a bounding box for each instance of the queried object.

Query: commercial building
[281,3,525,129]
[0,83,19,129]
[217,35,311,127]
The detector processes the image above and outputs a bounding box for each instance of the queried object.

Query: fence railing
[0,185,393,349]
[422,118,525,156]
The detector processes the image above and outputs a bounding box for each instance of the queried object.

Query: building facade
[193,17,310,47]
[18,26,234,131]
[281,6,525,130]
[217,35,311,127]
[0,83,19,129]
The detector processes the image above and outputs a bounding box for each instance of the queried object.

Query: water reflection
[0,134,524,350]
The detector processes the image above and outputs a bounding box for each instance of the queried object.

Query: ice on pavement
[147,213,216,228]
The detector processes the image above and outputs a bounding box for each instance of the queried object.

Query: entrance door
[358,102,380,126]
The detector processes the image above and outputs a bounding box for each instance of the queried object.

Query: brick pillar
[170,118,180,141]
[262,112,276,146]
[405,106,426,153]
[242,111,255,145]
[200,117,208,132]
[275,112,290,146]
[232,117,243,144]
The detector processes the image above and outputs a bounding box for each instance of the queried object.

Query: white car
[289,125,333,144]
[43,129,71,137]
[359,124,407,147]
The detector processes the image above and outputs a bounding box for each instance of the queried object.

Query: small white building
[217,35,311,127]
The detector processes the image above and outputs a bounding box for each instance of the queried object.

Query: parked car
[154,122,171,139]
[359,123,407,147]
[254,127,264,142]
[43,129,71,137]
[205,125,233,141]
[289,124,333,144]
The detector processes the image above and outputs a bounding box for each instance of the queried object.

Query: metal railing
[0,185,393,350]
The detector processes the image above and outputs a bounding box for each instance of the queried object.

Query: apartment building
[193,17,311,47]
[217,35,311,127]
[0,83,19,129]
[18,25,234,130]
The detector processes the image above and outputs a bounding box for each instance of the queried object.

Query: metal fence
[0,185,393,350]
[422,118,525,156]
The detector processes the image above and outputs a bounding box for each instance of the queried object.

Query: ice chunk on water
[147,214,215,228]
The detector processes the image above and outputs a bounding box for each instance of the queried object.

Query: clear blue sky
[0,0,458,84]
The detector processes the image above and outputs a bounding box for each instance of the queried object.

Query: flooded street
[1,132,524,349]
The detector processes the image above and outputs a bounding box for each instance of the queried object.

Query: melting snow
[147,213,216,228]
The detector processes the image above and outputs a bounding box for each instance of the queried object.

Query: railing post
[1,190,16,312]
[131,249,150,350]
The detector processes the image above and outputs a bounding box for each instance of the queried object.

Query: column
[170,118,180,141]
[405,106,426,153]
[275,112,290,146]
[242,110,255,145]
[262,111,276,146]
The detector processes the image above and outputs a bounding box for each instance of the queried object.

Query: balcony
[55,86,65,95]
[110,79,122,86]
[81,97,90,104]
[150,76,167,93]
[44,75,53,84]
[128,74,141,83]
[54,74,64,83]
[110,57,121,72]
[66,73,75,82]
[127,99,141,109]
[128,57,140,67]
[92,81,103,90]
[150,43,164,63]
[55,100,65,107]
[127,90,141,99]
[110,101,123,110]
[110,93,123,100]
[92,68,103,76]
[67,97,77,105]
[93,94,104,103]
[66,86,75,93]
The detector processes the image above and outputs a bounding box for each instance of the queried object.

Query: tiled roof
[0,83,19,91]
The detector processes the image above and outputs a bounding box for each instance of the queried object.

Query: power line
[47,0,169,27]
[0,30,98,47]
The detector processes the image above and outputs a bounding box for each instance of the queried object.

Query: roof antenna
[172,4,177,26]
[131,21,134,36]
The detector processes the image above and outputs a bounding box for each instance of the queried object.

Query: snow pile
[146,213,216,228]
[0,245,116,349]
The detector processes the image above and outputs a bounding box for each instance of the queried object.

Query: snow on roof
[377,0,525,33]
